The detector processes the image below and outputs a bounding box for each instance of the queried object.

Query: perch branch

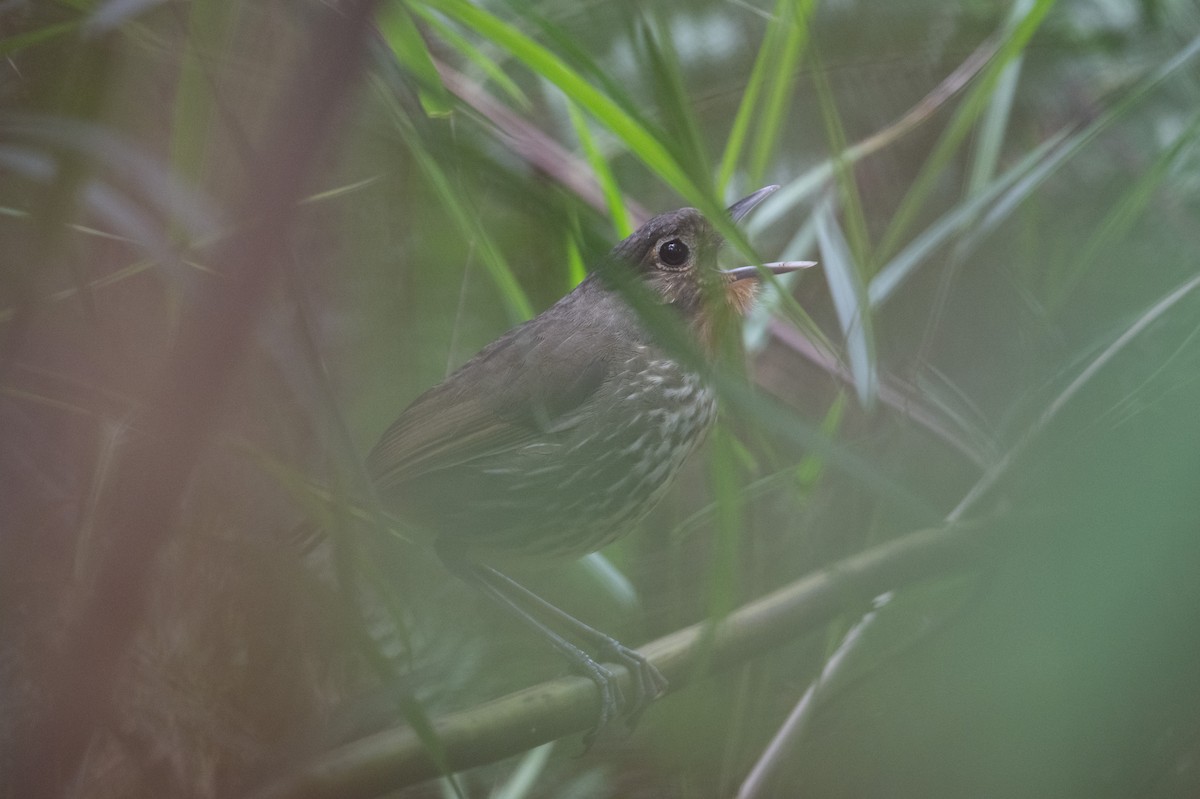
[248,521,993,799]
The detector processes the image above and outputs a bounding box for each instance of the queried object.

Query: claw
[573,656,621,752]
[452,562,668,746]
[598,640,667,729]
[573,643,667,751]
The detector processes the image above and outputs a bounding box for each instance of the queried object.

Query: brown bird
[367,185,811,730]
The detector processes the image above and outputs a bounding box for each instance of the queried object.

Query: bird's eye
[658,238,690,269]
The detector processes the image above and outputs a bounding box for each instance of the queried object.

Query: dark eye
[658,238,690,268]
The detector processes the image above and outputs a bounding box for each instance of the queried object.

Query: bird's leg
[436,544,627,737]
[435,542,666,743]
[477,565,668,718]
[464,566,624,732]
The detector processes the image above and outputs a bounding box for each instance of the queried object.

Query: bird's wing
[366,317,611,492]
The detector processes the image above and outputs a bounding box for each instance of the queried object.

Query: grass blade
[815,198,876,408]
[565,100,633,237]
[378,0,454,116]
[747,0,814,185]
[875,0,1056,262]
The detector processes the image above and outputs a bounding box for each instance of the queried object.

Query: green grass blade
[169,0,234,226]
[637,16,713,186]
[949,268,1200,522]
[966,0,1034,193]
[869,28,1200,310]
[1047,111,1200,311]
[417,0,712,214]
[379,81,534,322]
[794,393,846,487]
[707,423,745,623]
[497,0,649,123]
[747,0,815,185]
[378,0,454,117]
[811,45,870,270]
[875,0,1056,263]
[966,31,1200,247]
[0,20,78,57]
[867,130,1066,308]
[565,100,633,238]
[815,198,876,408]
[489,742,555,799]
[715,2,781,194]
[412,7,531,109]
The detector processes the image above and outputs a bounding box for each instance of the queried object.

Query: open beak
[721,185,816,281]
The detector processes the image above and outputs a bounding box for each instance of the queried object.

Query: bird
[366,185,812,732]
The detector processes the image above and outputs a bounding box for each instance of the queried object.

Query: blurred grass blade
[1049,110,1200,310]
[579,553,639,613]
[716,0,782,193]
[811,46,870,271]
[637,16,712,187]
[0,21,78,56]
[746,160,832,234]
[949,268,1200,522]
[379,82,533,322]
[417,0,709,213]
[0,144,196,279]
[412,8,530,109]
[0,114,220,241]
[168,0,238,259]
[794,393,846,488]
[378,0,454,117]
[747,0,814,185]
[424,0,774,266]
[876,0,1055,262]
[742,208,826,354]
[566,100,632,237]
[86,0,168,35]
[496,0,648,126]
[963,32,1200,254]
[966,0,1034,192]
[867,130,1066,308]
[488,742,555,799]
[562,206,588,287]
[300,175,384,204]
[815,199,876,409]
[706,424,745,625]
[73,420,126,578]
[869,25,1200,311]
[748,36,1001,236]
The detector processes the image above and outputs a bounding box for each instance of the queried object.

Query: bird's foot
[574,641,667,751]
[596,639,667,729]
[572,655,622,752]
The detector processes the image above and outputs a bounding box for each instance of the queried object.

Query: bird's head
[604,185,813,345]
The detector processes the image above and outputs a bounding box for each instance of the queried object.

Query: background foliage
[3,0,1200,797]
